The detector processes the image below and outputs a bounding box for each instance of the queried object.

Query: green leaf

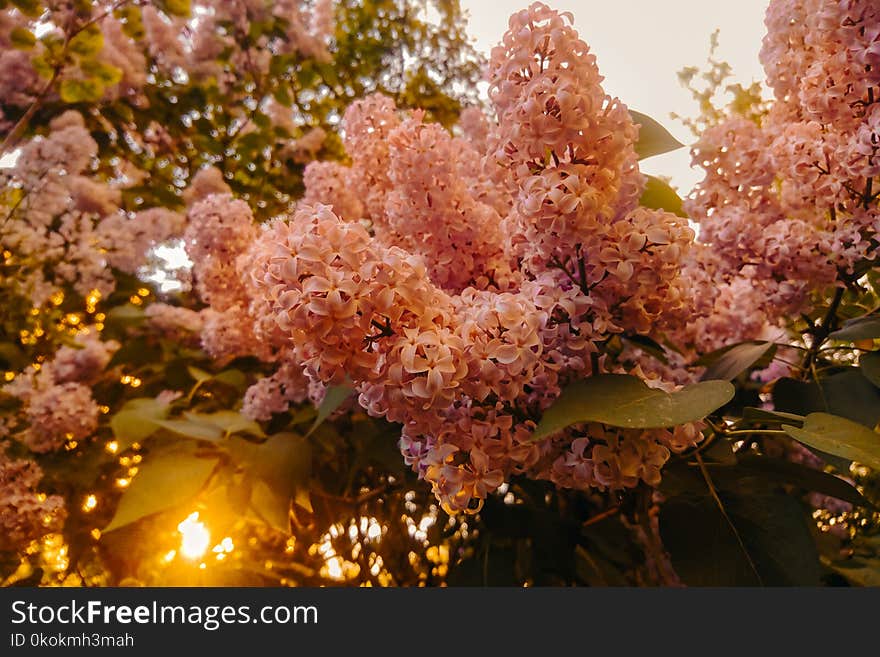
[183,410,265,437]
[159,0,191,17]
[90,61,122,86]
[630,110,685,160]
[110,398,169,452]
[249,479,291,533]
[104,445,218,531]
[116,5,145,40]
[730,455,874,510]
[783,413,880,469]
[10,27,36,49]
[741,406,805,425]
[531,374,733,440]
[213,368,247,390]
[31,55,53,79]
[661,488,823,586]
[104,303,146,328]
[233,433,312,529]
[69,24,104,58]
[621,333,669,364]
[186,366,212,382]
[699,341,774,381]
[773,371,880,429]
[830,559,880,587]
[59,77,105,104]
[660,494,761,586]
[829,315,880,341]
[0,341,28,370]
[860,351,880,387]
[639,175,686,217]
[306,383,353,437]
[155,418,224,441]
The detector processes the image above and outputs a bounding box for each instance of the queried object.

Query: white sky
[460,0,770,191]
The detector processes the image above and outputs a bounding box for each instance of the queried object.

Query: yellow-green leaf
[59,77,105,103]
[69,23,104,58]
[783,413,880,470]
[630,110,685,160]
[104,446,218,532]
[639,175,686,217]
[531,374,733,441]
[10,27,36,49]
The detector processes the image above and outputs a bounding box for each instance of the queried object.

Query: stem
[0,71,59,154]
[801,285,845,374]
[722,429,789,437]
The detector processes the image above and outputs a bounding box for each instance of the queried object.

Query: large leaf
[773,371,880,428]
[630,110,685,160]
[829,315,880,341]
[741,407,805,425]
[104,446,218,531]
[183,410,265,438]
[860,351,880,387]
[639,175,686,217]
[109,398,170,451]
[726,456,874,510]
[783,413,880,470]
[700,341,775,381]
[660,488,823,586]
[232,433,313,529]
[154,419,224,442]
[531,374,734,441]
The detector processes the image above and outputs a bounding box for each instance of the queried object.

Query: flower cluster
[682,0,880,346]
[3,329,115,453]
[243,3,704,513]
[1,111,183,307]
[0,442,66,553]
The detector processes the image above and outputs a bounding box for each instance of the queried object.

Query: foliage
[1,0,879,589]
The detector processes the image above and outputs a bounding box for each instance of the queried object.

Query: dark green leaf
[860,351,880,387]
[741,406,805,425]
[0,342,28,370]
[621,333,669,364]
[729,455,874,510]
[829,315,880,341]
[700,341,775,381]
[660,488,823,586]
[307,383,353,437]
[773,371,880,428]
[531,374,733,440]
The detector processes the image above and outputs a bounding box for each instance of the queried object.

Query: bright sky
[460,0,771,192]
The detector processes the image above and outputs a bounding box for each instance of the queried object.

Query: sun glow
[177,512,211,561]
